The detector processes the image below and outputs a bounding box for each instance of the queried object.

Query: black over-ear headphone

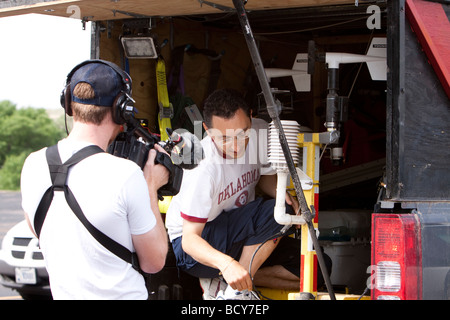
[60,59,134,125]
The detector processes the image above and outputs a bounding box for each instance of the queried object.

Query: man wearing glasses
[165,89,302,300]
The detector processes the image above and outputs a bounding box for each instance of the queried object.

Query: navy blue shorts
[171,197,296,278]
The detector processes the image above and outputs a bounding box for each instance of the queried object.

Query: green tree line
[0,100,66,190]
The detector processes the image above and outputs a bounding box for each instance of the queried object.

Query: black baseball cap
[70,61,128,107]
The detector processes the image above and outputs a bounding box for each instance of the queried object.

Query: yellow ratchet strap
[156,58,173,211]
[156,58,173,141]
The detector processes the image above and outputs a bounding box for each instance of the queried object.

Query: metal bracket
[159,102,174,120]
[300,131,340,145]
[81,16,93,31]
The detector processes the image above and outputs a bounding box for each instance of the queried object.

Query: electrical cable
[358,286,369,300]
[253,16,368,36]
[347,29,375,99]
[249,238,275,300]
[248,228,292,300]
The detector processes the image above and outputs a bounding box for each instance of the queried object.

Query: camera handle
[154,150,184,200]
[115,110,183,198]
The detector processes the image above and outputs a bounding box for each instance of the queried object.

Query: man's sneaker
[215,285,260,300]
[199,277,228,300]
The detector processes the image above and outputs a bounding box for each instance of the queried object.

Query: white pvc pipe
[326,52,385,69]
[274,171,306,226]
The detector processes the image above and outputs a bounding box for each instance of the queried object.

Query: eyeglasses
[209,128,251,145]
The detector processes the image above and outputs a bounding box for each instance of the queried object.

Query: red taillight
[371,214,422,300]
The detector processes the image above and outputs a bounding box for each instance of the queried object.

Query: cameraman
[20,61,169,299]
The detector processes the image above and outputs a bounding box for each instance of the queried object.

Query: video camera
[108,104,186,199]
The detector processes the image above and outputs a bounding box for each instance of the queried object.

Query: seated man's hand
[221,259,253,292]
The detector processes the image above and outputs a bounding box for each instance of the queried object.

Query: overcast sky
[0,14,91,109]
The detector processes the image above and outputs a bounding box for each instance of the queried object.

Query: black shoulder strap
[34,144,141,272]
[34,144,102,237]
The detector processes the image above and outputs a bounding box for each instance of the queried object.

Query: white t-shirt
[165,118,274,242]
[21,138,156,300]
